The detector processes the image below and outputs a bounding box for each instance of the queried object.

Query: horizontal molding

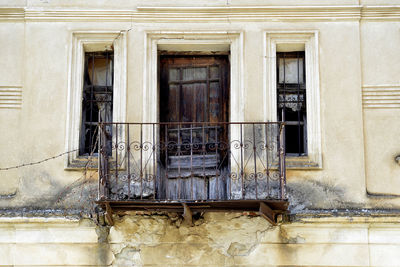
[362,6,400,20]
[24,9,133,21]
[362,85,400,109]
[137,5,362,21]
[0,6,399,22]
[0,86,22,109]
[0,8,24,21]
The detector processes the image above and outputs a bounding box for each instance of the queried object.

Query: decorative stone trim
[143,30,244,124]
[0,8,24,21]
[361,6,400,21]
[65,31,127,169]
[0,6,398,22]
[137,5,362,21]
[0,86,22,109]
[143,31,244,171]
[264,31,322,169]
[362,85,400,109]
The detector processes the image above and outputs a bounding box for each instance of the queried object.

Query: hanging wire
[55,129,100,204]
[0,127,100,171]
[0,149,78,171]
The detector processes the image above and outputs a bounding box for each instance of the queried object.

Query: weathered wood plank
[259,202,276,225]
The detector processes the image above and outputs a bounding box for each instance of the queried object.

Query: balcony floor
[96,199,289,225]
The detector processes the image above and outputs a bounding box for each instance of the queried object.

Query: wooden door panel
[159,55,229,200]
[181,83,207,122]
[160,56,229,124]
[209,81,221,123]
[167,84,180,122]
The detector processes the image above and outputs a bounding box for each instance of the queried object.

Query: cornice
[24,9,133,21]
[23,6,362,22]
[137,5,361,13]
[0,8,24,21]
[361,6,400,20]
[137,5,362,21]
[0,6,399,22]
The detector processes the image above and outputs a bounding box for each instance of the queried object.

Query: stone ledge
[289,209,400,223]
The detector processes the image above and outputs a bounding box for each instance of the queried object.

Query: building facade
[1,0,400,266]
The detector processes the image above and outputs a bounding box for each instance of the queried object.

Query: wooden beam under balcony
[96,199,288,225]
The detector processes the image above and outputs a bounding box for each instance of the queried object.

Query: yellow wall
[0,1,400,265]
[1,2,400,208]
[1,214,400,266]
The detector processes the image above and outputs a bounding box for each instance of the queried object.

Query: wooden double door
[159,55,230,199]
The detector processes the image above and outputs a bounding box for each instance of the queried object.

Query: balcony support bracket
[259,202,276,226]
[105,202,114,226]
[182,203,193,226]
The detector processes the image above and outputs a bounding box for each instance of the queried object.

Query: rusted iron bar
[127,124,131,199]
[99,121,282,125]
[115,123,119,192]
[152,124,156,200]
[253,124,258,199]
[98,122,287,206]
[240,124,244,199]
[140,124,143,200]
[279,124,286,199]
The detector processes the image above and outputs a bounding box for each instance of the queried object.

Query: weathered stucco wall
[0,217,112,266]
[0,1,399,212]
[1,214,400,266]
[361,21,400,196]
[0,1,400,266]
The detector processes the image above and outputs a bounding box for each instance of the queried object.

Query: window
[265,31,321,168]
[65,31,127,169]
[277,51,307,156]
[80,51,114,155]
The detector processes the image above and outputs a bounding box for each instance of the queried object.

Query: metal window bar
[80,51,114,155]
[277,51,306,156]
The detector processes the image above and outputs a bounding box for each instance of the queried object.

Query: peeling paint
[0,190,17,199]
[287,180,362,213]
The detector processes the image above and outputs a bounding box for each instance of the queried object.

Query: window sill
[65,156,99,170]
[65,155,124,171]
[285,155,321,169]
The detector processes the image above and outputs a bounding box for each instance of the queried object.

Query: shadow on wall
[287,179,361,213]
[0,169,98,215]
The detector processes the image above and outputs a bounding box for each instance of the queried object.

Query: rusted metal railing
[98,122,286,202]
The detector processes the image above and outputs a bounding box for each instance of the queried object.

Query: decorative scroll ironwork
[98,122,286,202]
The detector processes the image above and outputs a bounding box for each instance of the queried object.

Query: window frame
[276,51,307,156]
[80,51,114,156]
[65,31,127,169]
[264,31,322,169]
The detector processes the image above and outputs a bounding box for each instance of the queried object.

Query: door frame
[143,31,244,125]
[142,31,244,181]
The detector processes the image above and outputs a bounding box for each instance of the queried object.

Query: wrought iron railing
[98,122,286,202]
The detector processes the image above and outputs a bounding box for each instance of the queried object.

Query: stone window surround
[143,30,244,124]
[144,31,242,152]
[142,31,245,171]
[64,30,320,169]
[264,31,322,169]
[65,31,127,169]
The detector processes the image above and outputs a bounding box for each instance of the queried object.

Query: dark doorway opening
[159,55,230,199]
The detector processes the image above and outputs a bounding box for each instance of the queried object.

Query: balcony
[96,122,288,225]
